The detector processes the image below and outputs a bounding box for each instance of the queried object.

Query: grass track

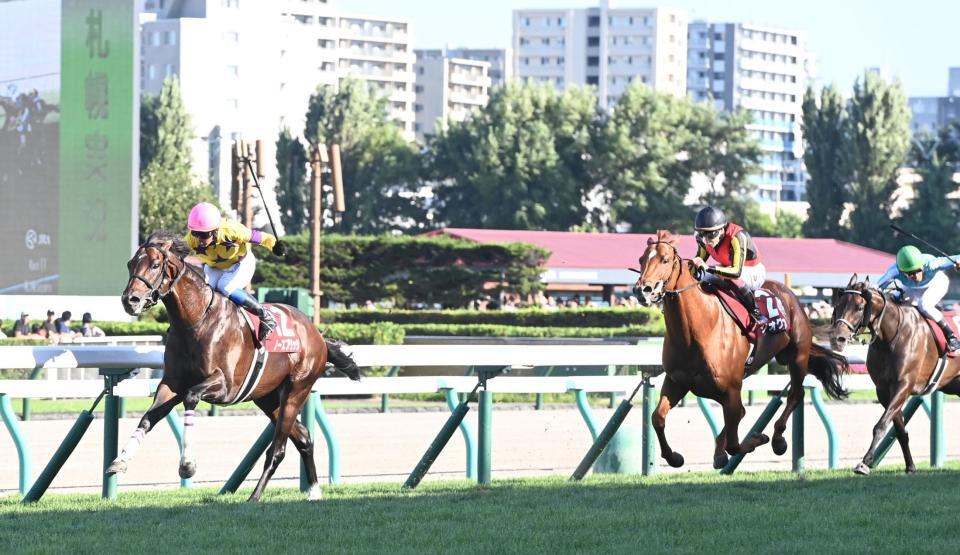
[3,467,960,554]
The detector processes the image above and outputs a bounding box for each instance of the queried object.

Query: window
[586,75,599,85]
[164,64,174,77]
[222,0,239,7]
[522,17,530,26]
[414,85,423,93]
[714,32,723,40]
[147,64,156,79]
[151,32,161,46]
[541,57,548,65]
[414,104,422,112]
[587,36,599,47]
[588,15,600,27]
[226,65,239,78]
[713,52,724,60]
[163,30,176,46]
[587,56,599,66]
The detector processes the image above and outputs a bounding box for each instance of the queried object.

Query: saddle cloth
[706,284,790,343]
[239,303,302,353]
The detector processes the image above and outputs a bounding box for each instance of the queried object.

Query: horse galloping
[111,230,360,501]
[632,230,848,469]
[831,275,960,474]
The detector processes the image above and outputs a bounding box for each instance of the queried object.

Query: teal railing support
[21,367,42,421]
[641,376,657,476]
[300,392,318,492]
[403,384,477,489]
[930,391,944,468]
[163,409,190,488]
[478,389,493,486]
[571,389,600,441]
[1,394,31,494]
[314,395,341,485]
[102,393,119,500]
[444,388,476,479]
[807,386,838,469]
[380,366,400,413]
[220,423,276,494]
[872,395,926,468]
[792,393,804,472]
[720,390,785,475]
[696,397,722,439]
[535,367,556,410]
[570,379,645,481]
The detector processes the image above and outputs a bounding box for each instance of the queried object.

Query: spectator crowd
[2,310,105,342]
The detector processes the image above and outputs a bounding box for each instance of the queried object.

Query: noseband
[125,245,186,309]
[833,287,890,343]
[634,241,699,297]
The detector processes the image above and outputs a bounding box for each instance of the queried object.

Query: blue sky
[346,0,958,96]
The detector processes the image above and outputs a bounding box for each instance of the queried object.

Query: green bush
[398,322,663,338]
[318,307,661,328]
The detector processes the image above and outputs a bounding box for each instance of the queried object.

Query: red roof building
[426,228,894,290]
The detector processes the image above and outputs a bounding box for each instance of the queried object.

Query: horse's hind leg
[249,381,312,502]
[771,351,808,457]
[107,381,182,475]
[254,387,321,500]
[855,384,911,475]
[652,378,689,468]
[892,412,916,474]
[723,388,770,456]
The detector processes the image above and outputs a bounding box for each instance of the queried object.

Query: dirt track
[2,400,958,496]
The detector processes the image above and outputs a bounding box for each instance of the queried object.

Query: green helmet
[896,245,924,273]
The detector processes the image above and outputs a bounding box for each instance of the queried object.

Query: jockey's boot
[736,284,767,325]
[936,318,960,352]
[230,290,277,342]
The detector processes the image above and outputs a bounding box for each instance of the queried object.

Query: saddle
[239,304,302,353]
[920,311,959,359]
[702,282,790,343]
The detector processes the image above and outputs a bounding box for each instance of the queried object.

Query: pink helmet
[187,202,221,232]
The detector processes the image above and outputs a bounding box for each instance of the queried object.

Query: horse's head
[631,230,683,306]
[830,273,876,351]
[121,231,191,315]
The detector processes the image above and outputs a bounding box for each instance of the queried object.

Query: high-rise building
[908,67,960,135]
[440,48,512,88]
[414,49,491,140]
[688,21,810,202]
[512,2,687,108]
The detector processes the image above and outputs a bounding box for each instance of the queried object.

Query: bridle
[833,286,895,344]
[632,240,699,299]
[125,245,187,310]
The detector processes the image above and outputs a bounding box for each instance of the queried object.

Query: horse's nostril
[128,295,141,304]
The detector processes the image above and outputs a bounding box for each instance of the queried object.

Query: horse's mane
[145,230,192,259]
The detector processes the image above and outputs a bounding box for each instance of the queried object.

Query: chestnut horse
[111,230,360,501]
[632,230,848,469]
[831,275,960,475]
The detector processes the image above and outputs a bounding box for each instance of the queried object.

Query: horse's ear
[847,273,858,287]
[864,276,871,287]
[646,237,656,246]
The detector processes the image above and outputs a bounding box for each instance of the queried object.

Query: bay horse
[831,275,960,475]
[111,230,360,501]
[632,230,848,469]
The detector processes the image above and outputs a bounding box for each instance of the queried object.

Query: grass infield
[3,467,960,554]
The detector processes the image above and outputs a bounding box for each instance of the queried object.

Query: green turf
[3,468,960,554]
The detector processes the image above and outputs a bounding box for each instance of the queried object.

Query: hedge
[398,323,663,338]
[318,307,662,328]
[75,321,406,346]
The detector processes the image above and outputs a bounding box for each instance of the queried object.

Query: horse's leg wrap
[117,428,145,465]
[179,409,198,478]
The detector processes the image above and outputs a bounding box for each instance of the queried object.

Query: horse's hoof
[665,452,685,468]
[307,485,322,501]
[179,461,197,479]
[772,437,788,456]
[751,433,770,447]
[853,462,871,476]
[905,465,917,475]
[105,460,127,475]
[713,453,729,470]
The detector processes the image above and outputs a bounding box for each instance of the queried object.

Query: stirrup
[948,338,960,353]
[257,314,277,341]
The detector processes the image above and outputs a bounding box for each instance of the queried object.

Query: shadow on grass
[4,469,960,553]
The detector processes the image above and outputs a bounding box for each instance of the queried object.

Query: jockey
[690,206,768,324]
[877,245,960,352]
[184,202,287,341]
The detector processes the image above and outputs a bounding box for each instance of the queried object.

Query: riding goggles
[190,230,216,240]
[695,229,723,242]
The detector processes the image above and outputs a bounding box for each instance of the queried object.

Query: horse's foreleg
[106,382,182,475]
[713,426,728,469]
[178,370,229,480]
[249,380,305,502]
[855,385,911,475]
[652,378,689,468]
[891,412,916,474]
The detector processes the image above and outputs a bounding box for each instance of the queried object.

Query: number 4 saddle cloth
[702,283,790,343]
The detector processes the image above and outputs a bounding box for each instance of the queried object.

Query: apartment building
[688,21,810,202]
[513,2,687,108]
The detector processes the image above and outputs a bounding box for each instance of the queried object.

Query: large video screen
[0,0,137,295]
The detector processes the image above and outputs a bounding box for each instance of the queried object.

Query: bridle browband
[834,286,896,344]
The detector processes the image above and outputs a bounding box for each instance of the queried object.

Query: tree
[275,128,308,235]
[595,84,760,232]
[844,72,911,250]
[138,76,216,241]
[898,136,960,252]
[427,83,596,230]
[304,79,424,234]
[801,84,849,238]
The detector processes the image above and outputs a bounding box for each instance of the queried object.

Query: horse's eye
[151,263,160,269]
[661,256,670,263]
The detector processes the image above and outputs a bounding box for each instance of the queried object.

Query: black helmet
[694,206,726,231]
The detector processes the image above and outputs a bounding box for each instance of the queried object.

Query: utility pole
[309,144,327,325]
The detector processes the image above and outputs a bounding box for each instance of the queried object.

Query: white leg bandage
[117,428,145,463]
[180,410,196,463]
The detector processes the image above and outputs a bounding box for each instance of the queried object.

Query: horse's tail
[324,338,362,381]
[807,343,849,400]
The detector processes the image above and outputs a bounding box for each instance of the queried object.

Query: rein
[647,240,699,297]
[835,287,896,345]
[126,245,213,329]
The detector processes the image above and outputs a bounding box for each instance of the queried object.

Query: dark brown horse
[110,230,360,501]
[632,230,848,468]
[831,275,960,474]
